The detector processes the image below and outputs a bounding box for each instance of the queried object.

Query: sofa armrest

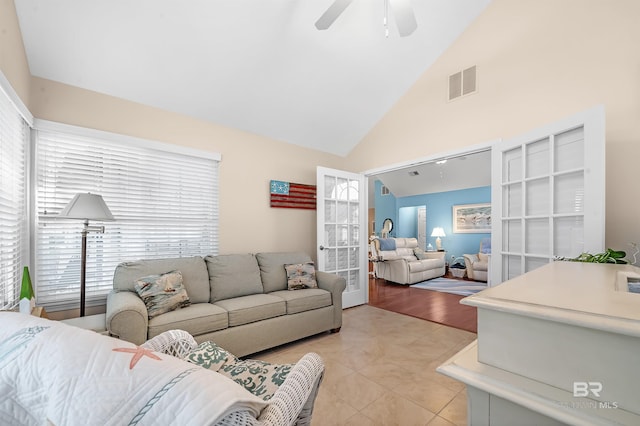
[463,253,479,266]
[463,254,479,280]
[381,258,411,284]
[316,271,346,329]
[106,290,149,345]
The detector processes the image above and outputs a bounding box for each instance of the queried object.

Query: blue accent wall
[398,186,491,262]
[374,180,491,262]
[398,206,419,238]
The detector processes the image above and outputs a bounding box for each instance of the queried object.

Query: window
[0,80,30,310]
[34,121,220,311]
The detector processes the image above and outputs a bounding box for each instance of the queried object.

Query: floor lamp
[58,193,114,317]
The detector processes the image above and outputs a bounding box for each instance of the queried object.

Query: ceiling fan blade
[390,0,417,37]
[315,0,353,30]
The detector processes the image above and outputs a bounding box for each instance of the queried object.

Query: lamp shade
[431,227,446,238]
[58,193,115,221]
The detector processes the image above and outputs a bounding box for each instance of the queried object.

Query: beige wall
[0,0,30,103]
[29,77,347,257]
[2,0,347,289]
[347,0,640,253]
[5,0,640,262]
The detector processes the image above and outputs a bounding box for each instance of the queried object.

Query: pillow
[284,262,318,290]
[414,247,427,260]
[378,238,396,251]
[134,270,190,319]
[478,252,489,262]
[186,341,293,401]
[185,341,233,372]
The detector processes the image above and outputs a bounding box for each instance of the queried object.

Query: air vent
[448,65,477,100]
[408,170,419,176]
[381,185,390,196]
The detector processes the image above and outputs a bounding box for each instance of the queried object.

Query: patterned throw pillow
[284,262,318,290]
[134,270,190,319]
[186,341,293,401]
[185,341,232,371]
[414,247,428,260]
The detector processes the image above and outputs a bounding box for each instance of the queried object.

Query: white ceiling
[14,0,491,156]
[368,149,491,204]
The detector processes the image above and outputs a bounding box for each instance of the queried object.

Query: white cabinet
[438,262,640,425]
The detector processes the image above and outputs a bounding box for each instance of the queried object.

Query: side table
[61,313,109,335]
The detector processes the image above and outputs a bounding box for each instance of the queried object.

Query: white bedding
[0,312,266,425]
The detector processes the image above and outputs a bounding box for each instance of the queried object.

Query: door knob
[319,245,325,250]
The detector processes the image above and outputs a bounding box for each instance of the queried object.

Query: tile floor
[254,304,477,425]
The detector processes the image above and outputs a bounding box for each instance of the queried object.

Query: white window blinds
[0,86,29,311]
[35,123,219,310]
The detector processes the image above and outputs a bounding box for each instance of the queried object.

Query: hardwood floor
[367,276,478,333]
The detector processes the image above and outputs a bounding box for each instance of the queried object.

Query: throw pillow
[186,341,293,401]
[414,248,428,260]
[478,253,489,262]
[134,270,190,319]
[284,262,318,290]
[185,341,232,372]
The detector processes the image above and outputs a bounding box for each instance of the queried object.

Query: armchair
[463,238,491,282]
[143,330,325,426]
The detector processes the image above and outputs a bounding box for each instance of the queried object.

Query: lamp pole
[80,220,106,317]
[80,221,88,317]
[58,193,114,317]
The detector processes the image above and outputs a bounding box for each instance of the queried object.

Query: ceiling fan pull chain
[383,0,390,38]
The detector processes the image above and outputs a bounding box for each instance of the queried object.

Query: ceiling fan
[315,0,417,37]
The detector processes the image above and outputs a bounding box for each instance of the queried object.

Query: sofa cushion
[285,262,318,290]
[148,302,228,339]
[134,270,191,319]
[256,252,312,293]
[206,254,264,302]
[269,289,332,314]
[214,294,286,327]
[395,238,419,249]
[408,258,445,273]
[113,256,210,304]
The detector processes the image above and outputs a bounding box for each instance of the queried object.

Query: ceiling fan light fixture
[315,0,417,37]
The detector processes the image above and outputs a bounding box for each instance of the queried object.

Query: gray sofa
[106,252,346,357]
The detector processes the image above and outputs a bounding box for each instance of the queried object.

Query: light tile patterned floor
[254,305,477,425]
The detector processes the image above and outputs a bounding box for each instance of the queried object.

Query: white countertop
[462,261,640,337]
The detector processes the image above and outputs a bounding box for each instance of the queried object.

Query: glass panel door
[317,167,367,308]
[491,106,605,284]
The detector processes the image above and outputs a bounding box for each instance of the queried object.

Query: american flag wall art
[270,180,316,210]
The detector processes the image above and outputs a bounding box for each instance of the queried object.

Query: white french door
[417,206,427,250]
[317,167,367,308]
[491,106,606,284]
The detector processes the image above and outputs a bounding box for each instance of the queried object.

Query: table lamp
[58,193,115,316]
[431,227,446,251]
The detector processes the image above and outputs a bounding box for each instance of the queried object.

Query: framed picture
[453,203,491,233]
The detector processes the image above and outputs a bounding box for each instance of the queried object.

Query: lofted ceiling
[368,149,492,205]
[14,0,491,156]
